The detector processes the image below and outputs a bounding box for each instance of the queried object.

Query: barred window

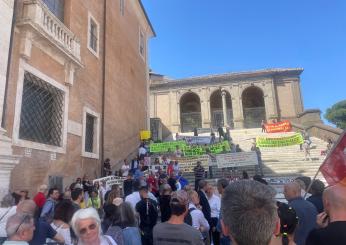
[42,0,65,22]
[89,18,98,53]
[19,72,64,146]
[85,114,95,153]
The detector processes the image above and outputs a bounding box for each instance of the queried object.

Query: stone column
[263,81,278,120]
[201,88,211,128]
[221,89,228,127]
[231,85,244,129]
[0,0,21,201]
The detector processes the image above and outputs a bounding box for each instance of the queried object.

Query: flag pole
[304,167,321,199]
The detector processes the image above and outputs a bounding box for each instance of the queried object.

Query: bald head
[284,181,301,201]
[323,184,346,211]
[17,200,36,215]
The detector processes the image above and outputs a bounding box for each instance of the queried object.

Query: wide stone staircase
[177,128,328,185]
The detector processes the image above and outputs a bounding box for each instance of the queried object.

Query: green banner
[149,141,187,153]
[150,140,231,156]
[256,133,304,147]
[183,141,231,156]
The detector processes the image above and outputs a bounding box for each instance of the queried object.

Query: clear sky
[142,0,346,120]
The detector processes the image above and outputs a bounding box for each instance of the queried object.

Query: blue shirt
[123,227,142,245]
[289,197,318,245]
[134,168,143,180]
[30,219,57,245]
[307,194,324,213]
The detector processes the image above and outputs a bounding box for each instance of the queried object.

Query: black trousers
[210,217,220,245]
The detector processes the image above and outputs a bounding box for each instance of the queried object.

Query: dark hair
[310,180,325,195]
[198,179,207,190]
[112,202,136,228]
[222,180,277,245]
[11,192,22,205]
[71,188,83,201]
[253,175,268,185]
[170,198,186,216]
[277,202,298,245]
[133,180,141,192]
[295,176,311,190]
[242,171,249,179]
[54,200,75,224]
[217,179,229,190]
[47,187,59,197]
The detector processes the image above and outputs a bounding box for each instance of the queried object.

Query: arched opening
[210,90,233,128]
[242,86,266,128]
[180,92,202,132]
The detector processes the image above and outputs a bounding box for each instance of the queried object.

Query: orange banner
[264,120,292,133]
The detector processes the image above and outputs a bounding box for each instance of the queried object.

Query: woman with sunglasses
[71,208,117,245]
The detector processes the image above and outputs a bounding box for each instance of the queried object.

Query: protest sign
[106,178,125,187]
[140,130,151,140]
[182,141,230,156]
[208,154,218,166]
[265,120,292,133]
[216,152,258,168]
[320,132,346,186]
[256,133,304,147]
[93,176,118,185]
[150,141,187,153]
[177,136,212,145]
[178,155,209,172]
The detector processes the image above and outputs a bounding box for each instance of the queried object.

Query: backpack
[183,207,196,226]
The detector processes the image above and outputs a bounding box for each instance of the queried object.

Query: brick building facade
[1,0,154,196]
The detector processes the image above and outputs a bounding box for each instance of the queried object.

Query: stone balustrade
[19,0,81,63]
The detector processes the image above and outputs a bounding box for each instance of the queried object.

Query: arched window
[242,86,266,128]
[180,92,202,132]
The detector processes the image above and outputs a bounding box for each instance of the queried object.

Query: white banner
[178,155,209,172]
[178,136,211,145]
[93,176,119,185]
[106,178,125,187]
[216,152,258,168]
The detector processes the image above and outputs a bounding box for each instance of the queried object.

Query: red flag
[320,132,346,186]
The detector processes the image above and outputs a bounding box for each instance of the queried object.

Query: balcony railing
[18,0,81,65]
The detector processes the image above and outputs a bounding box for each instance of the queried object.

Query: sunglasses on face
[79,223,97,235]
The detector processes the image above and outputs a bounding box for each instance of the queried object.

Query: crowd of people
[2,162,345,245]
[0,132,342,245]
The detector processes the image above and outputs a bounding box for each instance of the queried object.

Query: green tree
[325,100,346,129]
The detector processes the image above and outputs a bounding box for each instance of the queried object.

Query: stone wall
[150,69,304,132]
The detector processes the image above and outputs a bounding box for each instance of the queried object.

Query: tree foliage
[324,100,346,129]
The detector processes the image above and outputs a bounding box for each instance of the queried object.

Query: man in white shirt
[206,185,221,245]
[138,144,147,159]
[187,190,210,241]
[125,181,141,210]
[121,159,130,177]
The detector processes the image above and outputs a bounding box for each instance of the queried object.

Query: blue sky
[142,0,346,121]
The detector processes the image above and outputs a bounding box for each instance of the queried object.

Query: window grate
[19,72,64,146]
[85,114,95,153]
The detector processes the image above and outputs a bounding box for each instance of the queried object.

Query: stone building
[1,0,154,196]
[150,68,305,133]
